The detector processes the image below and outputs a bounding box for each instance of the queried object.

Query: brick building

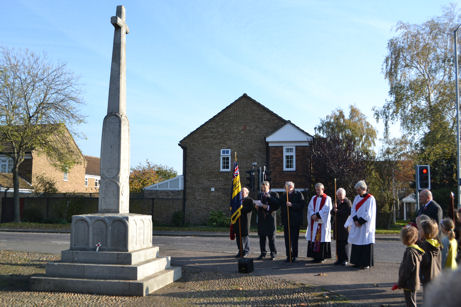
[178,94,313,225]
[0,126,100,193]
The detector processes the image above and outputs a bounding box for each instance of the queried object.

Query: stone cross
[99,5,130,214]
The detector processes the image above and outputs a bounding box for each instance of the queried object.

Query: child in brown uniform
[396,226,425,307]
[419,219,442,298]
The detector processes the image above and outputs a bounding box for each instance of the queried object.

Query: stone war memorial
[31,5,181,296]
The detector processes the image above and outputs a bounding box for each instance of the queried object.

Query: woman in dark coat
[331,188,351,265]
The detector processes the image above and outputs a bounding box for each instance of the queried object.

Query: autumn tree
[0,48,84,222]
[367,137,415,227]
[375,5,461,189]
[312,105,377,194]
[129,160,177,193]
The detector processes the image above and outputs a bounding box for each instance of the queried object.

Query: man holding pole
[306,183,332,263]
[280,181,305,263]
[231,187,253,257]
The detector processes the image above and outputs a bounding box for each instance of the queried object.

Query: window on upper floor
[63,170,68,181]
[95,178,99,187]
[85,177,88,186]
[0,156,13,173]
[283,146,295,171]
[220,149,231,172]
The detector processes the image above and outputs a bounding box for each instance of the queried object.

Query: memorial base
[31,214,181,296]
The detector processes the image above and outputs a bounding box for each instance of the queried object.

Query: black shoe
[334,260,341,265]
[360,266,370,270]
[285,257,292,262]
[292,257,296,263]
[341,261,348,266]
[235,252,241,258]
[256,254,265,260]
[270,253,275,260]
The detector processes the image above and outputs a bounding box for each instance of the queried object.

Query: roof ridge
[179,93,287,144]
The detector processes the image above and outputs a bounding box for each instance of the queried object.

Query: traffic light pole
[455,25,461,209]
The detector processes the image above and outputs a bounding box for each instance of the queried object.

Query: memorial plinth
[31,5,181,296]
[70,214,152,252]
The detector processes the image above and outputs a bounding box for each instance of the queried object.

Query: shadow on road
[170,254,418,306]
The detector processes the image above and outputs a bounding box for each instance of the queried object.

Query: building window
[220,149,231,172]
[0,156,13,173]
[63,170,68,181]
[95,179,99,187]
[85,177,88,186]
[283,146,295,171]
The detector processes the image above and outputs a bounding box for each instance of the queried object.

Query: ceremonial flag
[229,161,243,225]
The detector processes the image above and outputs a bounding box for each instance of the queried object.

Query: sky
[1,0,457,174]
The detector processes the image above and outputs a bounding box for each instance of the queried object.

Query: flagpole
[334,178,338,261]
[286,185,292,263]
[235,152,243,258]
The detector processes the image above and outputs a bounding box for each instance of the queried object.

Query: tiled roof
[84,156,100,176]
[0,173,33,190]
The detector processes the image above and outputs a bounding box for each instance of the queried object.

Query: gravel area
[0,250,347,306]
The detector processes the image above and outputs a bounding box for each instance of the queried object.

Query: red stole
[355,194,372,211]
[310,194,327,250]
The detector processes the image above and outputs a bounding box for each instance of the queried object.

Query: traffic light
[416,165,430,190]
[264,169,271,182]
[245,170,255,191]
[246,170,252,190]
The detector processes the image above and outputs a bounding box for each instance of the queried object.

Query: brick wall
[180,95,286,225]
[84,177,100,193]
[31,150,87,193]
[269,145,311,190]
[143,190,183,225]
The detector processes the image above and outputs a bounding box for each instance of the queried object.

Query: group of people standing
[231,179,377,269]
[395,189,459,307]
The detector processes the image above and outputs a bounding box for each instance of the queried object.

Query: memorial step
[31,266,182,296]
[61,246,159,265]
[46,256,170,280]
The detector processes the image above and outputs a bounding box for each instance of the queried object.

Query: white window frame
[0,156,12,173]
[283,146,296,171]
[220,149,231,172]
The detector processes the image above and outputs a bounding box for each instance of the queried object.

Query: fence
[0,191,183,226]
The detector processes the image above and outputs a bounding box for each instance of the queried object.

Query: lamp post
[455,25,461,209]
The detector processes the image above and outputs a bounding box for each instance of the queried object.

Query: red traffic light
[422,168,428,174]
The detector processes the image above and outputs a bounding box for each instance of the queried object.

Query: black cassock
[280,191,305,259]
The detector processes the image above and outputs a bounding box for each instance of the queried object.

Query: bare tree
[0,47,85,222]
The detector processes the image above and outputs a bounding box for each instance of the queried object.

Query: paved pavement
[0,230,420,306]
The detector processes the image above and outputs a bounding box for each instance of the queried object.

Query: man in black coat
[331,187,351,265]
[255,181,280,260]
[416,189,443,225]
[280,181,305,262]
[232,187,253,257]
